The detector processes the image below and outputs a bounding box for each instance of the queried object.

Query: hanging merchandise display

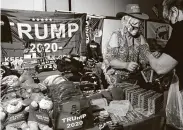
[86,15,104,62]
[85,15,104,45]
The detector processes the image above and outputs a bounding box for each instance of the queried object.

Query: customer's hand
[126,62,139,72]
[152,51,161,58]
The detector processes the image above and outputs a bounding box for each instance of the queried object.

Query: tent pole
[69,0,72,11]
[45,0,47,11]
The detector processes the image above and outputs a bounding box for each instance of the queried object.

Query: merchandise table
[36,71,164,130]
[87,114,162,130]
[86,90,165,130]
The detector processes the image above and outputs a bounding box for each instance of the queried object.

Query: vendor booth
[0,8,179,130]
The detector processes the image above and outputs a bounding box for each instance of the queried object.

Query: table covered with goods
[87,85,164,130]
[1,55,170,130]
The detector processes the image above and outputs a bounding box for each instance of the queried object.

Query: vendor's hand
[126,62,139,72]
[107,69,115,75]
[25,106,30,111]
[108,85,114,90]
[31,101,38,107]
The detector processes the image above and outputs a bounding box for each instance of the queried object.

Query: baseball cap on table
[116,4,149,20]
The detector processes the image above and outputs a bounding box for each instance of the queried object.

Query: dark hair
[163,0,183,10]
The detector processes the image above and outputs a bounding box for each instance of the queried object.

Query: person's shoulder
[168,22,183,42]
[175,21,183,29]
[108,31,119,48]
[139,35,146,42]
[172,21,183,34]
[134,34,146,44]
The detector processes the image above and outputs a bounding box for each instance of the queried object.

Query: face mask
[128,18,141,36]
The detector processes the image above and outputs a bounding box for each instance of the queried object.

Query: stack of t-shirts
[131,88,146,107]
[139,90,156,110]
[148,93,163,114]
[123,86,140,100]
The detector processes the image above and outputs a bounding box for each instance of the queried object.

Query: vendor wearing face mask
[103,4,149,88]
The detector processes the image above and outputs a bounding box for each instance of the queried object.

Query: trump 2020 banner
[1,9,87,62]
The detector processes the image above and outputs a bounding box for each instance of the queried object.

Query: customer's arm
[146,52,177,75]
[140,35,178,75]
